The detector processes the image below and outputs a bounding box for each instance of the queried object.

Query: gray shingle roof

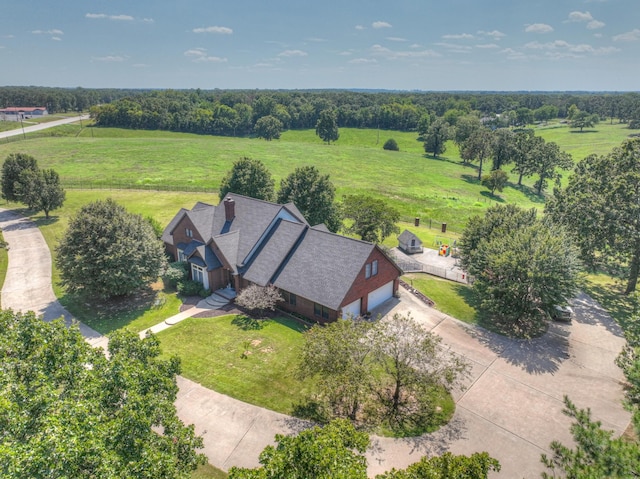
[271,228,375,310]
[242,219,306,286]
[398,229,421,244]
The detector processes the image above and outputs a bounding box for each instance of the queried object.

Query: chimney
[224,197,235,221]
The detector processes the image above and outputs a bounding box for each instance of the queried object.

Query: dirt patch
[250,339,262,347]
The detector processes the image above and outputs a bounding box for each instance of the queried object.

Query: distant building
[0,107,48,121]
[397,229,423,254]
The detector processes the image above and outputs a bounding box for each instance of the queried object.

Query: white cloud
[409,43,421,49]
[442,33,473,40]
[278,49,308,57]
[142,18,155,24]
[475,43,499,49]
[184,48,227,62]
[386,37,407,42]
[525,23,554,33]
[613,29,640,41]
[355,25,365,30]
[372,21,392,29]
[133,63,149,68]
[436,42,472,50]
[587,20,605,29]
[192,26,233,34]
[349,58,378,64]
[524,40,619,56]
[500,48,526,60]
[32,29,64,35]
[339,50,355,56]
[3,34,14,38]
[52,36,62,41]
[92,55,126,62]
[86,13,133,21]
[306,37,327,42]
[568,11,594,22]
[478,30,506,40]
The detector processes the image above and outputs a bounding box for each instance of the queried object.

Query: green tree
[383,138,399,151]
[341,194,400,243]
[616,316,640,433]
[530,140,573,195]
[1,152,38,202]
[376,452,500,479]
[461,128,493,180]
[491,128,516,171]
[277,165,341,232]
[481,169,508,195]
[571,110,599,132]
[423,118,451,157]
[373,313,469,431]
[541,397,640,479]
[453,114,482,149]
[0,310,205,479]
[254,115,283,140]
[297,319,376,422]
[460,205,581,337]
[316,109,340,144]
[515,107,534,126]
[56,198,167,299]
[219,157,275,202]
[15,168,66,218]
[534,105,559,124]
[546,139,640,293]
[228,419,369,479]
[228,419,499,479]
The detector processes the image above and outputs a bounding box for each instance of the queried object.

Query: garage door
[367,281,394,311]
[341,298,361,318]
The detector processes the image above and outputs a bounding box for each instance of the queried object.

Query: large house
[0,107,48,121]
[162,193,402,322]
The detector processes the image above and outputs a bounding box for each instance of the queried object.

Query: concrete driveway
[0,208,631,478]
[0,114,89,140]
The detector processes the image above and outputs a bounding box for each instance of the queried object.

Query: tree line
[78,89,640,136]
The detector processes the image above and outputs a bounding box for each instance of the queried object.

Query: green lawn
[0,126,547,233]
[191,464,227,479]
[581,272,637,331]
[403,273,478,323]
[157,314,314,415]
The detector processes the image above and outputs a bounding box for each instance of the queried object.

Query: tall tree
[277,165,341,232]
[490,128,516,171]
[1,152,38,202]
[15,168,66,219]
[481,169,508,196]
[423,118,451,158]
[219,157,275,201]
[460,205,581,337]
[570,110,599,132]
[0,311,205,479]
[530,141,573,195]
[461,128,493,180]
[546,139,640,293]
[510,129,540,186]
[316,109,340,144]
[341,194,400,243]
[56,198,167,299]
[453,114,482,150]
[254,115,283,140]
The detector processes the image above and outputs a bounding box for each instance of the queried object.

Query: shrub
[198,287,211,298]
[163,261,189,288]
[383,138,399,151]
[177,280,203,297]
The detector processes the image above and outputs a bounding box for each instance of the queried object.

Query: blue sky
[2,0,639,91]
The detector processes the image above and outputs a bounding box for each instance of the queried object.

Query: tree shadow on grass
[231,314,266,331]
[569,130,599,134]
[422,154,460,165]
[479,191,505,203]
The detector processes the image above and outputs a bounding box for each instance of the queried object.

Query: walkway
[0,208,632,478]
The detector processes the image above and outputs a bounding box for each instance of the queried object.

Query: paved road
[0,114,90,140]
[0,208,632,478]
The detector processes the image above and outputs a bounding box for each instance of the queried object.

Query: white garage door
[367,281,394,311]
[341,298,361,318]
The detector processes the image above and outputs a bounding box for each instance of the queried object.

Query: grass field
[157,314,314,415]
[403,273,478,323]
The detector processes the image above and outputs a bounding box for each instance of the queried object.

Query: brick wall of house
[278,293,338,324]
[340,247,401,314]
[165,215,203,260]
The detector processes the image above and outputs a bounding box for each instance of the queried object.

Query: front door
[191,263,209,290]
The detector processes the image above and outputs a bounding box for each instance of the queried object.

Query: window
[411,239,416,247]
[185,228,193,238]
[282,291,297,306]
[372,260,378,276]
[191,264,205,284]
[177,249,186,262]
[365,263,371,279]
[314,303,329,319]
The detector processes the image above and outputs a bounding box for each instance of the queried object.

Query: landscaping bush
[198,287,211,298]
[163,261,189,288]
[383,138,399,151]
[177,280,203,297]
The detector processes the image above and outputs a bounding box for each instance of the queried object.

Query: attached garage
[367,281,394,311]
[341,298,362,318]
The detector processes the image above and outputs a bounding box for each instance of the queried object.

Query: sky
[2,0,639,91]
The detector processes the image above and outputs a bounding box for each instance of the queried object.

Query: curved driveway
[0,208,631,478]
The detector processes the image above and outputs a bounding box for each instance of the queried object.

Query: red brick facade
[340,247,401,314]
